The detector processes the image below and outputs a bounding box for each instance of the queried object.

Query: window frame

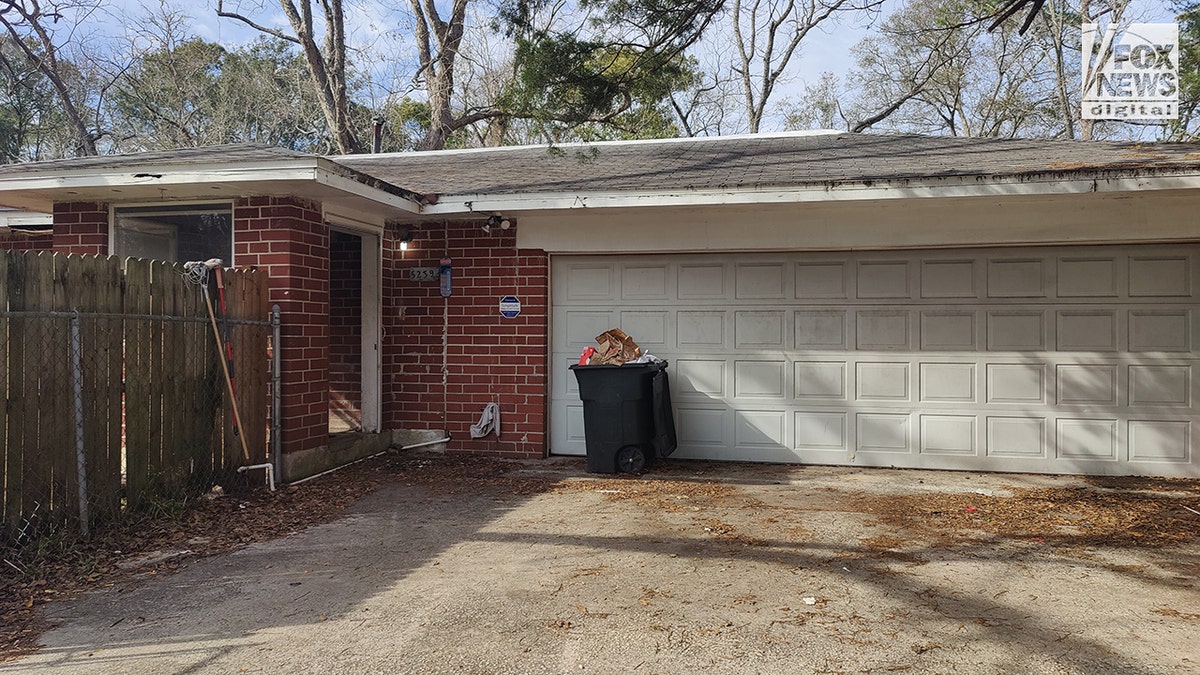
[109,201,235,265]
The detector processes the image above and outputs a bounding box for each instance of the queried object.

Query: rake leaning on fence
[0,251,274,546]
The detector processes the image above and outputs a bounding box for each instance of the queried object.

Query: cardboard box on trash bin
[588,328,641,366]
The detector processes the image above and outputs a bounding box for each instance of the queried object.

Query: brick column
[233,196,330,479]
[385,221,549,458]
[52,202,109,255]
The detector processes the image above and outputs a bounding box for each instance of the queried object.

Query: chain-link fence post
[271,304,282,480]
[70,310,90,538]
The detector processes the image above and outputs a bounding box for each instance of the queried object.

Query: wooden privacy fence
[0,251,271,541]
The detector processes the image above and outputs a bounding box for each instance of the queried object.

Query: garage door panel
[920,362,976,402]
[988,259,1048,298]
[1056,364,1118,405]
[1129,256,1192,297]
[921,311,978,350]
[1129,365,1190,407]
[795,362,847,400]
[621,264,670,300]
[551,246,1200,476]
[796,262,847,298]
[679,264,727,298]
[921,259,979,298]
[1057,310,1118,351]
[734,311,786,348]
[855,362,911,401]
[559,310,616,350]
[675,407,732,457]
[856,413,912,454]
[620,310,668,347]
[735,410,787,448]
[1057,418,1119,461]
[986,363,1047,404]
[856,311,911,350]
[1057,257,1119,298]
[674,359,727,398]
[563,263,618,300]
[796,310,848,349]
[733,360,787,399]
[677,311,726,348]
[919,415,978,457]
[857,260,912,299]
[986,417,1048,458]
[1129,420,1191,462]
[736,262,788,299]
[987,311,1046,350]
[795,411,847,450]
[1129,309,1191,352]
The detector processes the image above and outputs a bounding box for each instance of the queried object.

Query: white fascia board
[0,162,321,191]
[313,167,422,215]
[418,171,1200,216]
[0,211,52,228]
[0,161,423,214]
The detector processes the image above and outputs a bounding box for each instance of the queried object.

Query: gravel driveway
[5,455,1198,674]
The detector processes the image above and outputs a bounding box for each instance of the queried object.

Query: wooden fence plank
[182,272,215,482]
[20,253,52,523]
[161,263,183,492]
[237,269,269,465]
[1,254,275,530]
[4,253,26,532]
[0,252,10,530]
[146,260,167,495]
[96,256,124,520]
[50,254,76,523]
[123,258,152,508]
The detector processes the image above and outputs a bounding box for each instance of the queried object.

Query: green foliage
[1166,1,1200,139]
[494,0,719,139]
[0,36,86,162]
[110,37,331,153]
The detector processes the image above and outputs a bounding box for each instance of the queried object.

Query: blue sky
[106,0,1183,134]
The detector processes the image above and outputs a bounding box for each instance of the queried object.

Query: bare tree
[731,0,882,132]
[407,0,501,150]
[216,0,362,153]
[782,70,844,130]
[1078,0,1130,140]
[842,0,971,134]
[0,0,106,155]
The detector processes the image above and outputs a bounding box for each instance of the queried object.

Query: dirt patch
[855,484,1200,549]
[4,453,1199,673]
[1,456,392,662]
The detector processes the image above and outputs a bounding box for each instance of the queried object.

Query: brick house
[2,132,1200,479]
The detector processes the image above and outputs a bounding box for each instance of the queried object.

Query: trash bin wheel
[616,446,646,473]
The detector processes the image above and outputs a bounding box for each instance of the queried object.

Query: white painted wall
[516,190,1200,253]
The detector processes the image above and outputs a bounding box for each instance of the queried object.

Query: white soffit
[0,160,424,216]
[418,170,1200,216]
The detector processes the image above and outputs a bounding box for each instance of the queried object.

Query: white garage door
[550,245,1200,477]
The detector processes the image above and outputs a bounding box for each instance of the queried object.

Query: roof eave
[416,169,1200,217]
[0,157,425,215]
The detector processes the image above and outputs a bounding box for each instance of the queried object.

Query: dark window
[113,203,233,264]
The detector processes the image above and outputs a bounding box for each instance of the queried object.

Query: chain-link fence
[0,253,273,550]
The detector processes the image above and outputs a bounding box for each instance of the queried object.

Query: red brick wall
[233,196,329,459]
[328,230,363,432]
[52,202,109,255]
[0,230,53,251]
[384,221,549,459]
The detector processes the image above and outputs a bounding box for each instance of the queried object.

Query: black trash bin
[569,360,678,473]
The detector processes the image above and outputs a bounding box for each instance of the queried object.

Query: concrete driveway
[4,455,1198,674]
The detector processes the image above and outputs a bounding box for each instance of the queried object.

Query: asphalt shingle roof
[4,133,1200,201]
[0,144,312,176]
[335,132,1200,197]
